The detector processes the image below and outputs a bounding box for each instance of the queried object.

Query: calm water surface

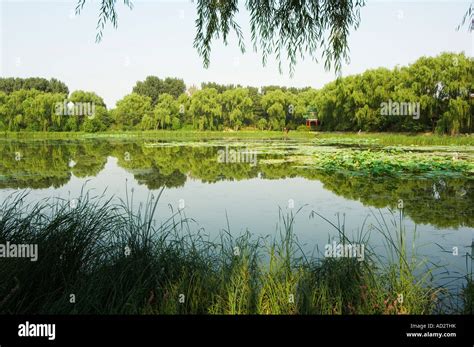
[1,137,473,296]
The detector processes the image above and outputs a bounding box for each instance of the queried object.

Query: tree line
[0,52,472,134]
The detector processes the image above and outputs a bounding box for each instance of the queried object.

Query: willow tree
[75,0,365,74]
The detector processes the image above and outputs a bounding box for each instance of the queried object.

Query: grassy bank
[0,190,471,315]
[0,130,311,141]
[311,132,474,146]
[1,130,473,146]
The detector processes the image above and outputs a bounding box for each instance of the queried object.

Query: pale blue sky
[1,0,472,107]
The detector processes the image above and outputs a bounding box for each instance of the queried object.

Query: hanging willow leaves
[457,1,473,31]
[75,0,365,74]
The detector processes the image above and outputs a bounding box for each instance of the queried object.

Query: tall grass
[0,190,468,314]
[367,209,441,314]
[463,241,474,314]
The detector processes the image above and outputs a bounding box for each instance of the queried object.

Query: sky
[0,0,472,108]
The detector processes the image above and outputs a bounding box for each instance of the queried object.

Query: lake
[0,135,473,300]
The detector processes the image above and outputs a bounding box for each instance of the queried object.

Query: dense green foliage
[0,77,69,95]
[0,53,472,133]
[317,53,473,134]
[132,76,186,104]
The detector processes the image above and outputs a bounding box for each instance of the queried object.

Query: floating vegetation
[307,150,474,177]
